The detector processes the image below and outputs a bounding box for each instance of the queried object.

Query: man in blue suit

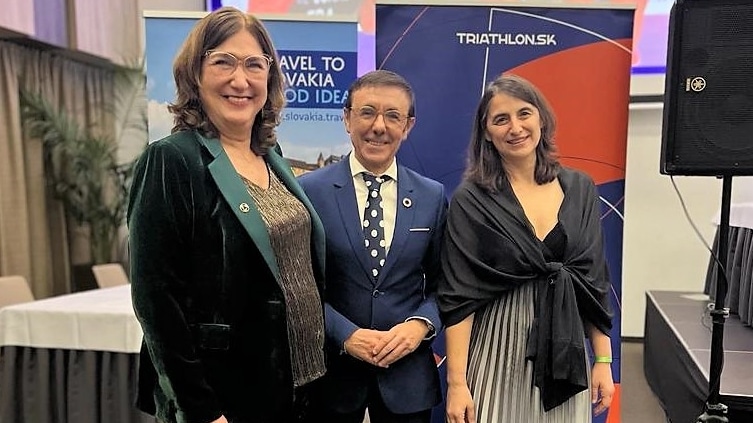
[299,70,447,423]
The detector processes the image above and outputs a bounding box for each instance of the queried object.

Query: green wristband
[594,356,612,363]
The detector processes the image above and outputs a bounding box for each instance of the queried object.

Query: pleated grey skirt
[467,283,591,423]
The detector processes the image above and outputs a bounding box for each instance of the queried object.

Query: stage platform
[644,290,753,423]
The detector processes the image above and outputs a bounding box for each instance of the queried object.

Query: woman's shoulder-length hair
[464,73,561,192]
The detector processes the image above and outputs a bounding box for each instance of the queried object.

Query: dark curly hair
[168,7,284,155]
[464,73,560,192]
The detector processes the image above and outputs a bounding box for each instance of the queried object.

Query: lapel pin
[239,202,250,213]
[402,197,412,208]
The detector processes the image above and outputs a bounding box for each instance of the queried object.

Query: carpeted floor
[621,340,668,423]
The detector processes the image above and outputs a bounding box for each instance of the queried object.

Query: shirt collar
[349,153,398,181]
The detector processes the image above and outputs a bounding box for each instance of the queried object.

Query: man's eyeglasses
[204,50,273,76]
[348,106,410,128]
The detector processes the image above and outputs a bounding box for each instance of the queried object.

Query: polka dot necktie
[362,173,390,281]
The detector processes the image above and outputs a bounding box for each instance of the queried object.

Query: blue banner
[144,13,358,168]
[278,50,356,108]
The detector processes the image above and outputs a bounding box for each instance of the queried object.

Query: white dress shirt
[349,154,398,254]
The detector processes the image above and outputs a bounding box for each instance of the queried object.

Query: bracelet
[594,356,612,363]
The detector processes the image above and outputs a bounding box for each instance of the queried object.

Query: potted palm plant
[19,64,147,281]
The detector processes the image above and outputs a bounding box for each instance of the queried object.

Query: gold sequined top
[241,166,325,387]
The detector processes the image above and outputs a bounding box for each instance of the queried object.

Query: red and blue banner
[376,3,633,422]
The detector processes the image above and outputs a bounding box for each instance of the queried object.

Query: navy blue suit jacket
[298,156,447,414]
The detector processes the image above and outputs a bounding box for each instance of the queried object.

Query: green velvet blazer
[127,130,326,423]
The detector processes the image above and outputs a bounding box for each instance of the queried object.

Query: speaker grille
[662,1,753,175]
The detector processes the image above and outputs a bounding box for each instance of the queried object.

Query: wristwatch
[425,321,435,337]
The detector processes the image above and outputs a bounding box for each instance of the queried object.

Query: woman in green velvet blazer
[127,8,326,423]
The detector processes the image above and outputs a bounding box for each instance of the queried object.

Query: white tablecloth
[712,203,753,230]
[0,285,143,353]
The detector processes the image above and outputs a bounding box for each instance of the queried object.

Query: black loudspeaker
[660,0,753,176]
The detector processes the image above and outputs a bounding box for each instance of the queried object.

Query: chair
[0,275,35,308]
[91,263,130,288]
[117,233,130,278]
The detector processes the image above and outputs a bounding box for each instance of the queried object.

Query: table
[644,291,753,423]
[0,285,154,423]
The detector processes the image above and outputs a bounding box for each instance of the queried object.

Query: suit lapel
[378,165,415,285]
[332,160,374,282]
[197,135,281,281]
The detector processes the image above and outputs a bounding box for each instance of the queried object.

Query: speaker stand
[696,175,732,423]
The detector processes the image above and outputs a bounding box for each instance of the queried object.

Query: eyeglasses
[204,50,273,76]
[348,106,410,128]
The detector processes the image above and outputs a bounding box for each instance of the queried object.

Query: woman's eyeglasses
[204,50,273,76]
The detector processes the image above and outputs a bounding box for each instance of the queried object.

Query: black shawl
[438,167,613,411]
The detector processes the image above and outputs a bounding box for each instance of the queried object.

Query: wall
[0,1,34,37]
[1,0,142,66]
[622,104,722,337]
[143,0,205,11]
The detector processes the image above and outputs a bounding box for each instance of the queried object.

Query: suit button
[372,289,381,298]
